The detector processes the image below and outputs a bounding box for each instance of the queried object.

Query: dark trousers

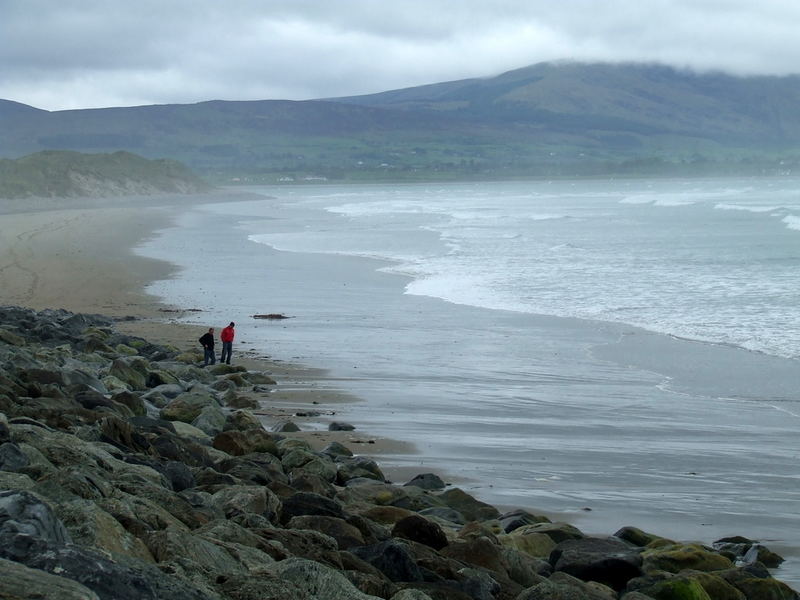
[220,341,232,364]
[203,348,216,366]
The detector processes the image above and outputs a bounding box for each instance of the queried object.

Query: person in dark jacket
[220,322,235,365]
[199,327,216,366]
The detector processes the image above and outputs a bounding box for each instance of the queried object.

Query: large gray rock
[518,571,617,600]
[437,488,499,522]
[350,539,425,583]
[266,557,384,600]
[391,515,448,550]
[281,492,347,524]
[2,535,218,600]
[550,537,643,592]
[0,442,30,472]
[0,489,71,545]
[210,485,281,523]
[191,404,227,436]
[404,473,445,490]
[337,456,385,484]
[0,556,101,600]
[53,498,154,562]
[161,390,221,423]
[288,515,366,549]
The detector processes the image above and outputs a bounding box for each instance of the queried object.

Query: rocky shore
[0,306,796,600]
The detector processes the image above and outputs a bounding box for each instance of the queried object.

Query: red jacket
[220,326,235,342]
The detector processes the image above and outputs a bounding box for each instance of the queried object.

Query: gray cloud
[2,0,800,110]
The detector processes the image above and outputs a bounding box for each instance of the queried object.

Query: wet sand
[0,192,416,463]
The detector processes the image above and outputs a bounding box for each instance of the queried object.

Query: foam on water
[247,178,800,360]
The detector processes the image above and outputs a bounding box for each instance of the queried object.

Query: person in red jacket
[220,322,235,365]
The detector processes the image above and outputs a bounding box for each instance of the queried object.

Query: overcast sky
[2,0,800,111]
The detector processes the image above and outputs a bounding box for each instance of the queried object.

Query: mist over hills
[2,61,800,181]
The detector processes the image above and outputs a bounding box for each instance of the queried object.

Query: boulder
[213,429,280,457]
[0,489,71,545]
[499,508,551,533]
[615,525,665,547]
[2,531,216,600]
[350,539,425,583]
[161,390,220,423]
[281,491,346,523]
[266,557,384,600]
[441,536,511,580]
[391,515,448,550]
[329,421,356,431]
[550,537,643,591]
[438,488,499,522]
[54,498,154,562]
[634,575,713,600]
[0,441,30,472]
[514,521,585,544]
[226,394,259,409]
[321,441,354,458]
[191,404,226,436]
[107,357,148,390]
[242,371,277,385]
[337,456,385,484]
[273,420,301,432]
[282,448,338,482]
[518,571,617,600]
[288,515,366,549]
[144,526,243,578]
[404,473,445,490]
[210,485,281,523]
[499,529,557,559]
[0,557,100,600]
[642,543,733,574]
[224,409,264,432]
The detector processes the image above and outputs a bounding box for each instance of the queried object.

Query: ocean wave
[782,215,800,231]
[715,202,782,213]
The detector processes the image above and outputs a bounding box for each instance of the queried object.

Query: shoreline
[0,191,421,474]
[2,191,798,591]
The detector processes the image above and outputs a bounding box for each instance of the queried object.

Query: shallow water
[138,178,800,585]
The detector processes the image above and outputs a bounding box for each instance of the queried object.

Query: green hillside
[0,150,210,199]
[2,62,800,182]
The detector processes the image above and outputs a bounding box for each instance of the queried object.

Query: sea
[137,177,800,585]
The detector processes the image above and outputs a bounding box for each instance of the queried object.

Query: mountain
[334,62,800,143]
[2,62,800,181]
[0,150,210,199]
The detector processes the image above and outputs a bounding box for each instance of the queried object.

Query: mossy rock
[243,372,277,385]
[732,577,798,600]
[84,326,111,340]
[639,577,712,600]
[643,544,733,574]
[175,351,200,364]
[682,571,745,600]
[0,328,26,346]
[616,525,668,547]
[498,531,557,559]
[115,344,139,356]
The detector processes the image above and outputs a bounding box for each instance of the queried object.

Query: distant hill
[2,62,800,181]
[0,150,210,199]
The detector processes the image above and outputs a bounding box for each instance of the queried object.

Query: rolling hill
[2,61,800,181]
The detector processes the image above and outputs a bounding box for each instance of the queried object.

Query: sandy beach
[0,191,415,467]
[2,189,799,593]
